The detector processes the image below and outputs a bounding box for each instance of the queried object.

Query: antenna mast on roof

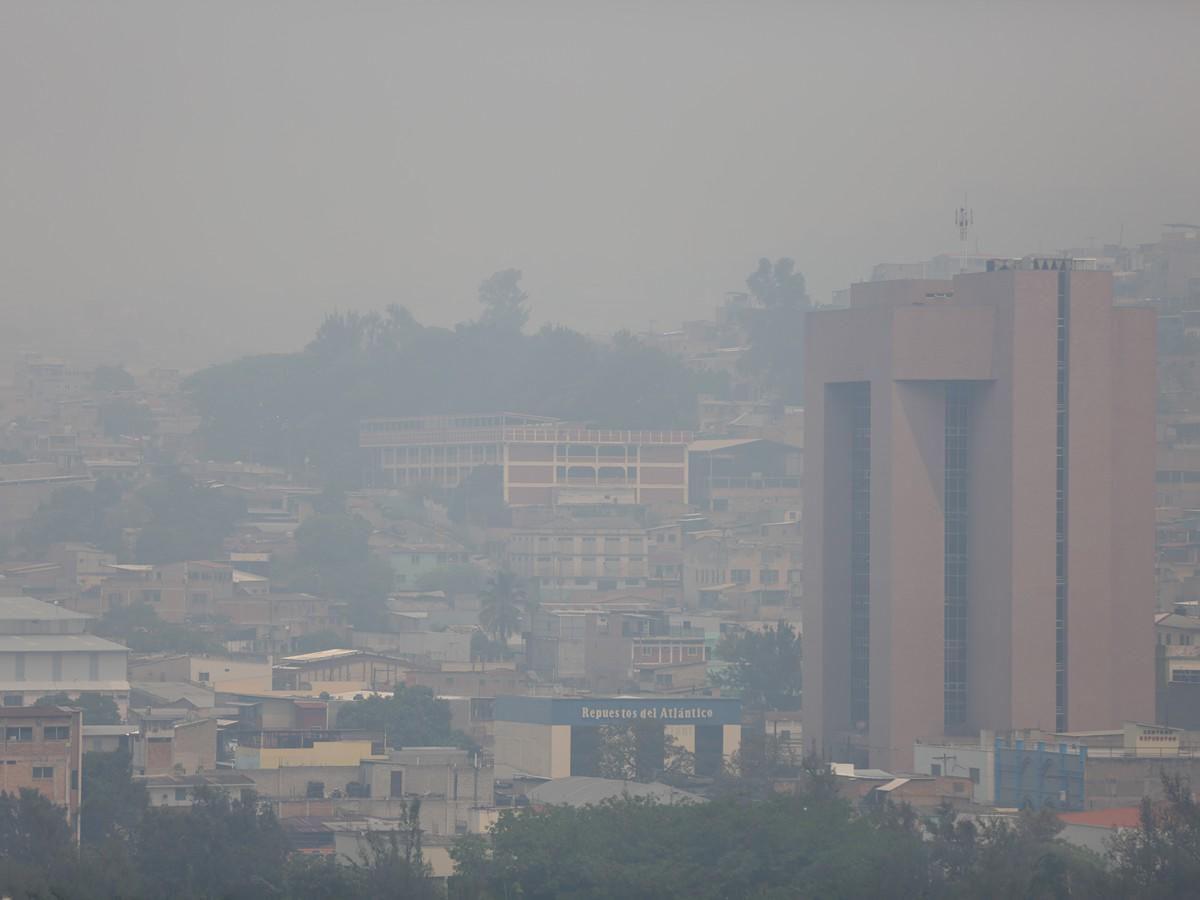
[955,197,974,273]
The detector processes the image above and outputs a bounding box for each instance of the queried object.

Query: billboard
[495,696,741,727]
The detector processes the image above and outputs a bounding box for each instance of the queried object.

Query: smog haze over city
[3,1,1198,366]
[4,2,1200,898]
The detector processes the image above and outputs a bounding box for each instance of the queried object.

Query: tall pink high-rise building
[803,260,1155,770]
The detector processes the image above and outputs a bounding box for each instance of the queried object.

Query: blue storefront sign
[495,696,742,727]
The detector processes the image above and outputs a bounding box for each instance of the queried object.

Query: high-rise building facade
[803,261,1155,770]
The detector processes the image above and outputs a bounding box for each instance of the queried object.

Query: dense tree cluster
[184,272,726,487]
[335,685,474,750]
[450,789,1131,900]
[15,472,244,564]
[0,759,432,900]
[274,512,395,629]
[97,398,154,439]
[5,753,1200,898]
[738,257,810,405]
[712,620,802,710]
[94,602,225,655]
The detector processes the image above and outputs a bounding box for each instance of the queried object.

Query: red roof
[1058,807,1143,829]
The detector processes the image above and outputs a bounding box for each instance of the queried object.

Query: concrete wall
[493,721,555,779]
[240,765,360,799]
[236,739,376,770]
[913,743,993,805]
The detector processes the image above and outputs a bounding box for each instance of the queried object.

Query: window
[175,788,188,801]
[731,569,751,584]
[2,696,21,707]
[390,771,404,798]
[198,672,210,683]
[969,767,980,784]
[930,763,941,777]
[5,727,32,743]
[760,569,780,585]
[44,726,70,741]
[32,767,53,779]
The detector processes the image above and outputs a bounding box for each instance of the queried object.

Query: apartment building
[82,560,236,623]
[506,515,647,592]
[361,413,691,508]
[804,262,1155,770]
[0,705,83,839]
[525,606,706,692]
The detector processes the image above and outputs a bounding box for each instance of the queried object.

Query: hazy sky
[2,1,1198,368]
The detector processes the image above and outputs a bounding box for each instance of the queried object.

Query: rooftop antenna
[955,196,974,273]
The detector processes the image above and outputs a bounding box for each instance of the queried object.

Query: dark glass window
[850,383,871,728]
[944,382,972,729]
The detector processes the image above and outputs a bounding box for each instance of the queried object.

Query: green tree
[739,257,809,404]
[0,787,136,899]
[479,570,527,646]
[335,685,470,749]
[347,801,438,900]
[92,365,136,393]
[134,787,288,900]
[448,464,507,526]
[133,472,245,564]
[35,692,121,725]
[466,789,930,900]
[95,602,224,655]
[282,513,393,628]
[18,477,129,556]
[295,513,372,569]
[712,620,801,710]
[1110,773,1200,897]
[283,854,366,899]
[98,399,154,439]
[79,750,147,845]
[477,268,529,332]
[0,788,76,881]
[448,832,491,900]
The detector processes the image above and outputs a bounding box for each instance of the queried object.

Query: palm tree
[479,570,526,647]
